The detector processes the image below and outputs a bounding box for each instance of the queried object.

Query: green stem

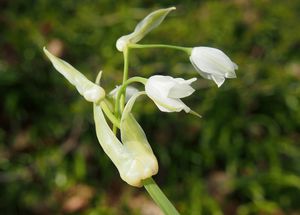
[116,76,147,104]
[113,76,147,130]
[121,47,129,111]
[143,177,180,215]
[113,47,129,134]
[94,71,120,129]
[100,100,120,128]
[129,43,192,54]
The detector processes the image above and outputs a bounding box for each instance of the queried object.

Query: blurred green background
[1,0,300,214]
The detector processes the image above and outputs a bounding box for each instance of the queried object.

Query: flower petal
[211,74,225,87]
[152,98,190,113]
[147,75,175,97]
[189,56,213,79]
[146,85,190,112]
[168,78,197,98]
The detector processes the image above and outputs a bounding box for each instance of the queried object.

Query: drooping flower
[145,75,196,113]
[189,47,238,87]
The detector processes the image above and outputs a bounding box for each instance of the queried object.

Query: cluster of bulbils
[44,7,237,187]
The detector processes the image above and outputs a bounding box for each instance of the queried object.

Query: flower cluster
[44,7,237,188]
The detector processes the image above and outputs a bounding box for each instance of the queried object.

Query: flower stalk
[143,177,180,215]
[113,47,129,133]
[128,43,191,53]
[100,100,120,128]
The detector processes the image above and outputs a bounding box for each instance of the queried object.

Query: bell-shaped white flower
[189,47,238,87]
[145,75,196,113]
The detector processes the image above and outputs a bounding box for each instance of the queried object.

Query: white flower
[189,47,238,87]
[109,85,139,102]
[145,75,196,113]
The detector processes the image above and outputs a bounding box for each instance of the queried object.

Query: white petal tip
[211,75,225,87]
[233,62,239,70]
[188,77,197,84]
[225,71,237,79]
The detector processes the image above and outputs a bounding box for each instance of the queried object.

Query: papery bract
[189,47,238,87]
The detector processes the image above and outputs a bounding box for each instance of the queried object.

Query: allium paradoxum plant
[44,6,237,215]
